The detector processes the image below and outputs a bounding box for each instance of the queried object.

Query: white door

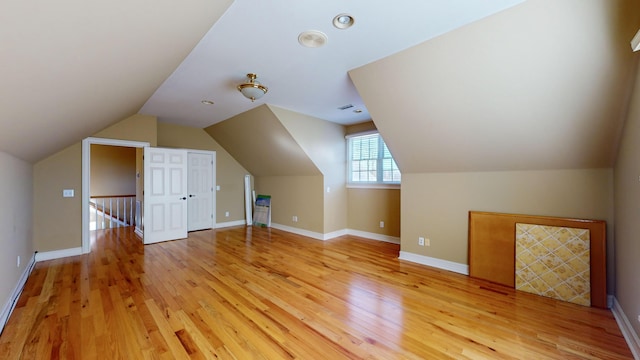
[188,152,216,231]
[143,147,188,244]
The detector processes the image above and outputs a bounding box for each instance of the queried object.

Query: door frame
[82,137,150,254]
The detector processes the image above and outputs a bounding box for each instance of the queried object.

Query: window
[347,132,401,186]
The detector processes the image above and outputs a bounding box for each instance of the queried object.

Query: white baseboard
[398,251,469,275]
[270,223,326,240]
[324,229,348,240]
[611,297,640,359]
[269,224,402,243]
[216,219,248,229]
[35,247,83,262]
[1,253,36,334]
[346,229,401,244]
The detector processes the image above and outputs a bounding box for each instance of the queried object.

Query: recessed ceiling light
[333,14,354,29]
[298,30,328,48]
[201,100,214,105]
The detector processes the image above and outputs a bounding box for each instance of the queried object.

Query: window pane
[352,134,378,162]
[348,133,400,184]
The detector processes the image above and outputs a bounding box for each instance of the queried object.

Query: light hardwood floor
[0,226,633,359]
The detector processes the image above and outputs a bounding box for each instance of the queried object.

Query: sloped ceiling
[204,105,321,177]
[350,0,640,173]
[0,0,232,162]
[140,0,523,129]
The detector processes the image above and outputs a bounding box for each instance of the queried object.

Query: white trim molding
[270,223,326,240]
[1,253,36,334]
[35,247,83,262]
[398,251,469,275]
[346,229,400,244]
[324,229,348,240]
[611,297,640,359]
[216,220,247,229]
[269,225,401,243]
[82,137,150,254]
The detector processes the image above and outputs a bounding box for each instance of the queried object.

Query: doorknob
[180,197,187,200]
[189,194,195,198]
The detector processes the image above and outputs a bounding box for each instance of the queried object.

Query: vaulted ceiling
[2,0,639,176]
[1,0,523,163]
[0,0,233,162]
[350,0,640,173]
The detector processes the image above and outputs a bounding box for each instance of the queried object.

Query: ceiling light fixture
[237,73,268,102]
[333,14,354,29]
[298,30,328,48]
[201,100,214,105]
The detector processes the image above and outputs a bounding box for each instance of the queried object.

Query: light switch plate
[62,189,74,198]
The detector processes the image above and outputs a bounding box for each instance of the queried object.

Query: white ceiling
[140,0,524,128]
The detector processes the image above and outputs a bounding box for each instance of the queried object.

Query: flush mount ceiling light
[333,14,354,29]
[237,73,268,102]
[298,30,328,48]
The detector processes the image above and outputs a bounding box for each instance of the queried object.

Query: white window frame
[346,131,401,189]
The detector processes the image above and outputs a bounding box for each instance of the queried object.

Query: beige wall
[90,145,136,197]
[271,106,347,233]
[350,0,640,174]
[33,143,83,251]
[255,176,324,233]
[613,59,640,337]
[157,122,250,223]
[33,114,158,251]
[345,121,376,136]
[348,188,400,237]
[94,114,158,146]
[0,151,33,314]
[205,105,321,177]
[401,169,614,282]
[345,121,400,237]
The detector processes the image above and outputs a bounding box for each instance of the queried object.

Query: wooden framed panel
[468,211,607,308]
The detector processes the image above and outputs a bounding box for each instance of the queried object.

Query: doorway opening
[82,137,150,254]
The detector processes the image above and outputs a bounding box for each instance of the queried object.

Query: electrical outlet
[418,237,425,246]
[379,221,385,228]
[225,211,229,217]
[292,216,298,222]
[425,238,431,246]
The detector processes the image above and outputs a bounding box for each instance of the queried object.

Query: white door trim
[82,137,150,254]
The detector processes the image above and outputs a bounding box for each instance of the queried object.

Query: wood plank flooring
[0,226,633,359]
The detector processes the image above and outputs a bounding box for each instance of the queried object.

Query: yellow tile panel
[515,223,590,306]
